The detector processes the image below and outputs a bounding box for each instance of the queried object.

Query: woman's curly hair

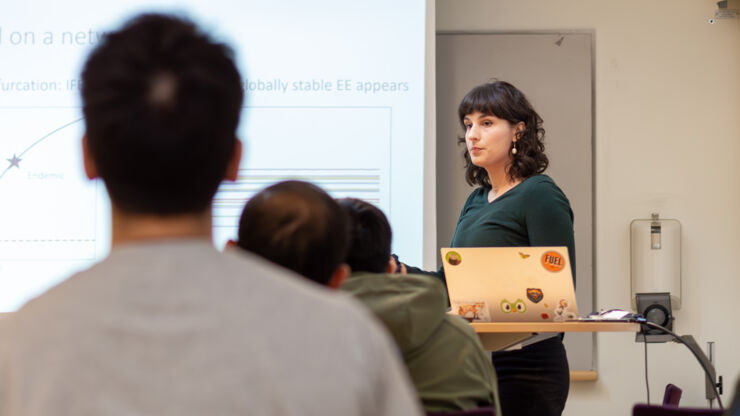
[457,81,548,188]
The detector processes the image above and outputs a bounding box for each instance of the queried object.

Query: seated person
[233,180,498,413]
[337,198,500,414]
[234,180,351,288]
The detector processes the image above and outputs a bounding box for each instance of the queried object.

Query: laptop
[441,246,578,323]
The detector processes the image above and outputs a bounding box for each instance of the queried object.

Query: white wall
[437,0,740,414]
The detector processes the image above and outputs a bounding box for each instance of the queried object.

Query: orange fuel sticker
[541,251,565,272]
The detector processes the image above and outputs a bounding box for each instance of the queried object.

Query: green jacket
[340,272,500,413]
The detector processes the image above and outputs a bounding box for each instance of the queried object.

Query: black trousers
[491,336,570,416]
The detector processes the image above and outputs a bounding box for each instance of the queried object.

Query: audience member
[234,181,498,414]
[235,180,350,288]
[0,15,420,416]
[337,197,500,413]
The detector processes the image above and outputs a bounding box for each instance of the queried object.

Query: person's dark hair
[457,81,548,188]
[337,198,392,274]
[236,181,349,286]
[81,14,243,214]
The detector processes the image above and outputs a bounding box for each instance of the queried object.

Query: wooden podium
[472,321,639,351]
[472,321,640,381]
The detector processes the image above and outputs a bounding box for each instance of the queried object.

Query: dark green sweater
[410,174,576,285]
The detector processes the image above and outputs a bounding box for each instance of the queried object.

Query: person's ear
[81,134,99,180]
[224,139,242,181]
[327,263,350,290]
[514,121,525,138]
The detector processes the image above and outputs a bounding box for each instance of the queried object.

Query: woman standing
[410,81,575,415]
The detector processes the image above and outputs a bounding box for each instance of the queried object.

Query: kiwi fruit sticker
[446,251,462,266]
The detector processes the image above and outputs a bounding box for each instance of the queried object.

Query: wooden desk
[472,321,640,352]
[472,321,640,381]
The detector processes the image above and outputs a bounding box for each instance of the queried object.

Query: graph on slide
[212,167,382,245]
[0,108,106,262]
[0,107,109,311]
[212,106,392,246]
[214,168,381,227]
[0,105,392,308]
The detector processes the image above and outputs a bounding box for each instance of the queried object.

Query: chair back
[662,384,683,406]
[633,404,723,415]
[426,407,496,416]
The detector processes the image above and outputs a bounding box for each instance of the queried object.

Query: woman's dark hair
[457,81,548,187]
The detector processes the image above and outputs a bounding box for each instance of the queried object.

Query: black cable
[642,321,723,409]
[644,339,650,404]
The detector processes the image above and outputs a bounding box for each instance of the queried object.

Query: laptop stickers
[442,247,577,323]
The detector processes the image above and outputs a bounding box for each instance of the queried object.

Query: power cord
[639,320,723,409]
[644,339,650,404]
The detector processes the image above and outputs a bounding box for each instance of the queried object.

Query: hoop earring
[511,141,518,155]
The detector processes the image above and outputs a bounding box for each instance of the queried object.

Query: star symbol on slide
[7,154,22,169]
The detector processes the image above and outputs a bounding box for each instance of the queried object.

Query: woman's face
[463,111,521,172]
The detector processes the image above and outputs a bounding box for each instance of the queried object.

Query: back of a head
[236,181,349,286]
[81,14,243,215]
[337,198,391,274]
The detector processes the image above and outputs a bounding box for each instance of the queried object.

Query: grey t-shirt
[0,239,421,416]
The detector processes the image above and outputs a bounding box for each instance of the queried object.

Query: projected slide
[0,0,426,311]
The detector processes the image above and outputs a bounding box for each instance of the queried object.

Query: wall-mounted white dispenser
[630,213,681,310]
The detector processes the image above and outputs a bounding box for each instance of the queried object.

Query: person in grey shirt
[0,14,420,416]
